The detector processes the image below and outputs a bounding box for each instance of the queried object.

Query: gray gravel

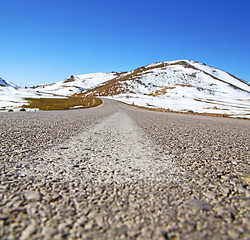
[0,99,249,239]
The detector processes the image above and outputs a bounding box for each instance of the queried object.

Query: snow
[0,86,65,111]
[102,60,250,119]
[0,78,19,88]
[186,60,250,92]
[106,91,250,118]
[0,72,117,111]
[0,60,249,118]
[74,72,117,88]
[34,72,117,96]
[70,105,84,109]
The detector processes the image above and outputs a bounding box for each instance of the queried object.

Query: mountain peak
[0,78,19,88]
[0,60,249,118]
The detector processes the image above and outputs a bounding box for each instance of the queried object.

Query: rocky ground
[0,99,249,239]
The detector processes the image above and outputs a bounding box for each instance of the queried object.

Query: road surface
[0,99,249,239]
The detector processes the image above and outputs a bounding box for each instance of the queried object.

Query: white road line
[27,110,185,184]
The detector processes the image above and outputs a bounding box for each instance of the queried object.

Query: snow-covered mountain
[32,73,117,96]
[0,78,19,88]
[1,60,250,118]
[0,73,117,111]
[0,76,67,111]
[81,60,250,118]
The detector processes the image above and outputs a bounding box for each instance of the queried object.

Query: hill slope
[32,72,117,96]
[79,60,250,118]
[1,60,249,118]
[0,78,19,88]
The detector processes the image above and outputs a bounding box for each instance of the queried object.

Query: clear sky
[0,0,250,87]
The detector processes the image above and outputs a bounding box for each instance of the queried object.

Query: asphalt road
[0,99,249,239]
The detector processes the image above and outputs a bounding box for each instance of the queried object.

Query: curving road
[0,99,249,239]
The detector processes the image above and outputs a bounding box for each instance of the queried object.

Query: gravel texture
[0,99,249,240]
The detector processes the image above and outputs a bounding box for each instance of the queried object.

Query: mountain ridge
[0,60,249,118]
[76,60,249,118]
[183,60,250,92]
[78,60,250,97]
[0,77,19,88]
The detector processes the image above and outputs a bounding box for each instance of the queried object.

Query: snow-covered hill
[0,78,19,88]
[0,73,118,111]
[32,72,117,96]
[0,85,65,111]
[1,60,249,118]
[82,60,250,118]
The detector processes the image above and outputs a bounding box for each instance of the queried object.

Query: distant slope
[0,77,66,111]
[83,60,250,96]
[0,78,19,88]
[79,60,250,118]
[0,73,117,111]
[32,73,117,96]
[1,60,249,118]
[186,60,250,92]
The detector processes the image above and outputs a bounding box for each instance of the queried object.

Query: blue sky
[0,0,250,87]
